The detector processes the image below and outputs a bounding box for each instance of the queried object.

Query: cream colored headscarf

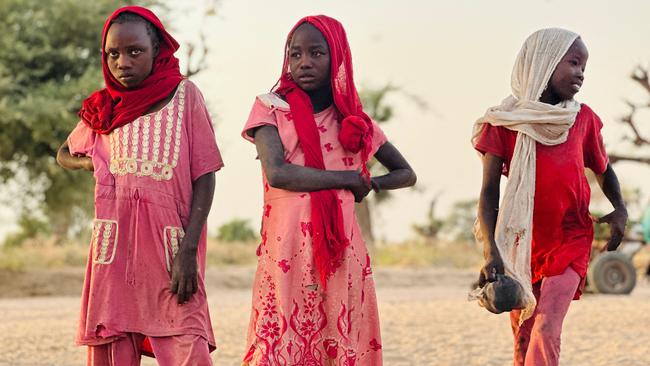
[472,28,581,323]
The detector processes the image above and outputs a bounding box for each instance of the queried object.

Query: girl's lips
[571,83,581,92]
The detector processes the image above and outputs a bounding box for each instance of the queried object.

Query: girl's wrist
[370,178,381,193]
[180,237,199,254]
[344,170,359,189]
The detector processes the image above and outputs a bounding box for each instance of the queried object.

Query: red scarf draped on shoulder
[78,6,184,134]
[274,15,374,287]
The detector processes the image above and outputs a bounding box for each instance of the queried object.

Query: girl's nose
[117,55,132,69]
[299,58,313,69]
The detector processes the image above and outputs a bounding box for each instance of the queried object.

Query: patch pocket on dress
[163,226,185,272]
[92,219,119,264]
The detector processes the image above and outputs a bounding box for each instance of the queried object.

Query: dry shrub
[371,239,483,268]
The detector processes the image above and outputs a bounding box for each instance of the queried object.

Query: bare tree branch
[609,154,650,165]
[619,99,650,146]
[631,65,650,94]
[611,65,650,161]
[183,4,216,78]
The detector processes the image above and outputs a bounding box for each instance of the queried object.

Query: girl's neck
[307,85,333,113]
[539,88,562,105]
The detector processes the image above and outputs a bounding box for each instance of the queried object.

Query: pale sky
[3,0,650,242]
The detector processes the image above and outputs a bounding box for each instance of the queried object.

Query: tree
[216,219,258,243]
[609,65,650,165]
[355,84,427,245]
[0,0,216,245]
[0,0,139,244]
[442,198,479,243]
[411,193,445,241]
[412,197,479,244]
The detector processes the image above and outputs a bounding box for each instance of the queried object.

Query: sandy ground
[1,267,649,366]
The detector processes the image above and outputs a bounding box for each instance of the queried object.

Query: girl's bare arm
[171,172,215,304]
[478,153,504,286]
[253,125,370,201]
[370,142,416,191]
[595,163,628,251]
[56,141,93,171]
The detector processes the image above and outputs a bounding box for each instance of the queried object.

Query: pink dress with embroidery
[241,94,387,366]
[67,80,223,350]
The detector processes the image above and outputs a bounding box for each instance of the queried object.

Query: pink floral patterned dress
[241,93,387,366]
[67,79,223,351]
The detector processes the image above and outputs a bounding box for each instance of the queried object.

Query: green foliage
[0,0,147,245]
[412,195,445,240]
[443,199,479,242]
[359,84,398,124]
[3,216,51,248]
[412,197,479,243]
[216,218,258,243]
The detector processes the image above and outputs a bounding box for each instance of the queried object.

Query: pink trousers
[510,267,581,366]
[87,333,212,366]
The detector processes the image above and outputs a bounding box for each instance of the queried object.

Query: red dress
[475,103,609,298]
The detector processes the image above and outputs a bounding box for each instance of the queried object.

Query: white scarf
[472,28,581,322]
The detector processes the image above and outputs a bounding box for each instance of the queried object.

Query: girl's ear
[153,43,160,58]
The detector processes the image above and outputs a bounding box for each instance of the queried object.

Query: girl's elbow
[56,149,68,169]
[265,167,287,189]
[407,169,417,187]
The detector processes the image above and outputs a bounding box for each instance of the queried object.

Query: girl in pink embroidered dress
[57,7,223,365]
[241,15,416,366]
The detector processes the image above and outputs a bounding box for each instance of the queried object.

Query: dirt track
[1,268,649,366]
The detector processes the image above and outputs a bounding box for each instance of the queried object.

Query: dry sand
[0,267,649,366]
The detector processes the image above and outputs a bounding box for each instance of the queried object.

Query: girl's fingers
[597,214,610,224]
[478,272,487,287]
[185,279,195,300]
[177,278,188,304]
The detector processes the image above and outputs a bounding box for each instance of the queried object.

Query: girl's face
[542,37,588,104]
[288,23,331,92]
[105,21,158,89]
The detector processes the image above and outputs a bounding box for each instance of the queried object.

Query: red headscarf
[274,15,374,287]
[78,6,184,134]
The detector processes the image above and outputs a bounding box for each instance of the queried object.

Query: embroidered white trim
[152,109,162,163]
[109,80,187,181]
[92,219,119,264]
[142,115,151,162]
[163,226,185,272]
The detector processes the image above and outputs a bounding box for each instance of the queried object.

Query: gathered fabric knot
[79,90,114,134]
[339,115,371,154]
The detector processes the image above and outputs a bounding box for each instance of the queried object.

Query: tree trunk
[355,200,375,246]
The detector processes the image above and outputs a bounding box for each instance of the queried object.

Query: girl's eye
[312,51,323,57]
[290,52,300,58]
[570,60,579,66]
[130,49,143,56]
[108,51,119,58]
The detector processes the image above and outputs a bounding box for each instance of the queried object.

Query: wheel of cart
[587,251,637,294]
